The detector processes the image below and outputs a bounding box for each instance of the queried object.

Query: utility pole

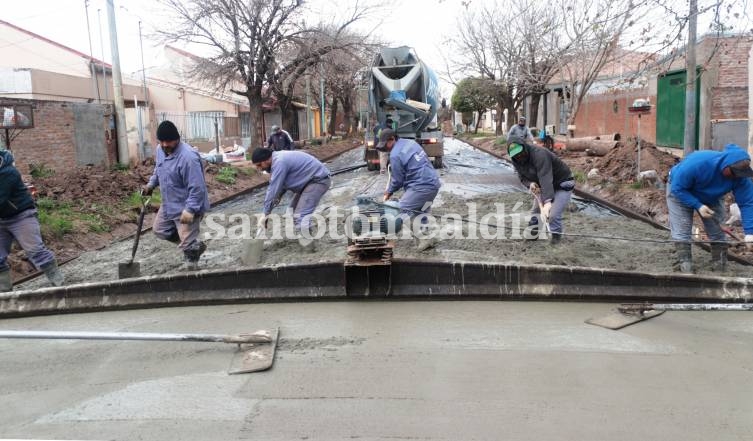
[683,0,698,155]
[84,0,100,102]
[97,9,109,102]
[320,63,325,135]
[106,0,131,165]
[305,75,312,138]
[138,21,148,105]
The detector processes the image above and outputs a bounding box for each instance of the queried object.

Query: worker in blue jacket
[377,129,441,250]
[667,143,753,273]
[251,148,330,251]
[0,149,64,291]
[143,121,210,271]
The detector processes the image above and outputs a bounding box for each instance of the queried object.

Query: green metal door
[656,69,699,150]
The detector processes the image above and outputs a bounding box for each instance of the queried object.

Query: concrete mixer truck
[365,46,444,170]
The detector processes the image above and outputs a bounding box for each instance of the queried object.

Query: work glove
[141,184,154,196]
[257,214,268,230]
[529,182,540,195]
[698,205,715,219]
[179,210,194,224]
[541,201,552,223]
[745,234,753,250]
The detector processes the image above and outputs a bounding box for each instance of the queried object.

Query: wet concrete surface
[19,138,752,289]
[1,300,752,440]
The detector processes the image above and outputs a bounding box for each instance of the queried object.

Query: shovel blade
[586,309,665,330]
[118,261,141,279]
[228,327,279,375]
[241,238,264,266]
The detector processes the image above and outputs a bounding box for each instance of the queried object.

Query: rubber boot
[0,269,11,292]
[550,232,562,245]
[42,261,65,287]
[181,241,206,271]
[673,242,693,274]
[710,243,728,272]
[416,225,439,251]
[526,217,539,241]
[166,231,181,244]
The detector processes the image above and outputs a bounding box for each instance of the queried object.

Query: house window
[186,111,225,140]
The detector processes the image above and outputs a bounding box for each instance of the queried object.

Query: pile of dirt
[595,138,679,183]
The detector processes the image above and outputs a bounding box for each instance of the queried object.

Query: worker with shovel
[377,129,442,251]
[666,143,753,273]
[251,147,330,252]
[0,149,64,291]
[143,121,210,271]
[507,138,574,243]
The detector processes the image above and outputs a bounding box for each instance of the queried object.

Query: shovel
[241,225,266,267]
[118,193,150,279]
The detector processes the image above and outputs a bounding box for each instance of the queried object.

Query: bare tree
[154,0,373,147]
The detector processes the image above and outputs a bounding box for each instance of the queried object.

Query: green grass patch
[629,181,644,189]
[124,189,161,210]
[573,170,587,184]
[111,163,130,172]
[29,163,55,178]
[216,166,238,185]
[494,136,508,146]
[36,198,74,237]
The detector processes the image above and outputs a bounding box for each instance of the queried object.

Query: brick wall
[574,89,657,144]
[1,98,110,173]
[707,38,751,120]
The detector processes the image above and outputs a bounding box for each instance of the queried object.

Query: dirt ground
[9,139,361,281]
[18,138,753,290]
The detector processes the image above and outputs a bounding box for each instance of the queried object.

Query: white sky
[1,0,750,99]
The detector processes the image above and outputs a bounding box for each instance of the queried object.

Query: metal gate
[656,69,699,150]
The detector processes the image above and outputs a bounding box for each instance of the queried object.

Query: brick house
[535,34,751,154]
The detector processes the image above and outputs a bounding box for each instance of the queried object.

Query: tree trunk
[328,98,338,136]
[340,96,355,137]
[495,102,504,136]
[247,92,264,148]
[473,112,484,133]
[277,95,298,140]
[529,94,542,129]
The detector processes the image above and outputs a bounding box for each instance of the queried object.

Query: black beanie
[251,147,273,163]
[156,120,180,141]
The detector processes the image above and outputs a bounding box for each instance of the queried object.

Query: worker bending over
[667,143,753,273]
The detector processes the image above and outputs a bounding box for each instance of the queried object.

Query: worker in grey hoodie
[0,149,64,291]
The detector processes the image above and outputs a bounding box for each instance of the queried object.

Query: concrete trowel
[118,193,150,279]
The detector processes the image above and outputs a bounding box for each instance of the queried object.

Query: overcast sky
[1,0,464,96]
[2,0,750,99]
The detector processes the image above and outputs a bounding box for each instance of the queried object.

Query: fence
[156,112,251,142]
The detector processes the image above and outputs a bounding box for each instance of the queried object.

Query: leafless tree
[154,0,374,147]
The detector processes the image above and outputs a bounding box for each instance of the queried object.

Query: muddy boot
[710,243,728,272]
[166,231,181,244]
[526,217,539,241]
[550,232,562,245]
[673,242,693,274]
[416,225,439,252]
[181,241,206,271]
[0,269,11,292]
[41,261,65,287]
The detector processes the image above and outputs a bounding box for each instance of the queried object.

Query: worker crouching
[377,129,442,251]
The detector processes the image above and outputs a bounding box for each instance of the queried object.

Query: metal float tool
[118,192,150,279]
[586,302,753,330]
[0,328,279,374]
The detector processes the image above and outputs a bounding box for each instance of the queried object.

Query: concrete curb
[2,259,751,318]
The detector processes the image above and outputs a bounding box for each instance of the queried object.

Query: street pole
[320,63,325,136]
[97,8,108,102]
[84,0,100,102]
[305,75,312,138]
[683,0,698,155]
[637,114,642,178]
[138,21,149,105]
[106,0,131,165]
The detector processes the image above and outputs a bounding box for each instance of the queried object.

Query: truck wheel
[432,157,443,169]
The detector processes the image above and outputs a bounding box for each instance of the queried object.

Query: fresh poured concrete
[1,300,752,440]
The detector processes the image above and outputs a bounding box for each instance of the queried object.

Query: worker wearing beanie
[143,120,210,270]
[251,147,330,251]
